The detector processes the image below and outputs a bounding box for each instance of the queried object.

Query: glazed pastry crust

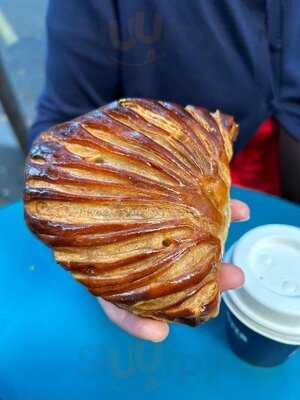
[24,98,238,326]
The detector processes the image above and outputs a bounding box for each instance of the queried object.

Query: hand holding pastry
[99,199,249,342]
[24,98,245,339]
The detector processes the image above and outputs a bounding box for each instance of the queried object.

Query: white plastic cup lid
[223,224,300,345]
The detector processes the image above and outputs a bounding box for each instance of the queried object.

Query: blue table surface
[1,187,300,400]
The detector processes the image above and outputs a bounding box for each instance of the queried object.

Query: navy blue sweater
[30,0,300,151]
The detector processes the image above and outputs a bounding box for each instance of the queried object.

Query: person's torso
[104,0,300,150]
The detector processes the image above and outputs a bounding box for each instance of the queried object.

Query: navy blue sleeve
[29,0,120,146]
[275,0,300,143]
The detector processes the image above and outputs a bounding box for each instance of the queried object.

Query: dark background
[0,0,46,206]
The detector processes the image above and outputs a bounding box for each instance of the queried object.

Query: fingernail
[235,213,250,222]
[151,337,165,343]
[141,324,168,343]
[149,330,168,343]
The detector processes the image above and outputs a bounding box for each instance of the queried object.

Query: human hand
[99,199,249,342]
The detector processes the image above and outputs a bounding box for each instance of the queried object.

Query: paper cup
[222,224,300,367]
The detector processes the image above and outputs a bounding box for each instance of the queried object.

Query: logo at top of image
[109,11,165,66]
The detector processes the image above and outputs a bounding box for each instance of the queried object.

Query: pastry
[24,98,238,326]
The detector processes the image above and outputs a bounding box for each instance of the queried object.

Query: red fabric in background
[231,118,281,196]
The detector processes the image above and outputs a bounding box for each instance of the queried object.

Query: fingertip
[98,297,169,342]
[123,316,169,343]
[230,199,250,222]
[220,263,245,291]
[142,321,169,343]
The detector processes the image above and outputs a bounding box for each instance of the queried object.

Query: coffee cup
[222,224,300,367]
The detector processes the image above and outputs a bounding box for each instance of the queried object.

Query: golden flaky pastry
[24,98,238,326]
